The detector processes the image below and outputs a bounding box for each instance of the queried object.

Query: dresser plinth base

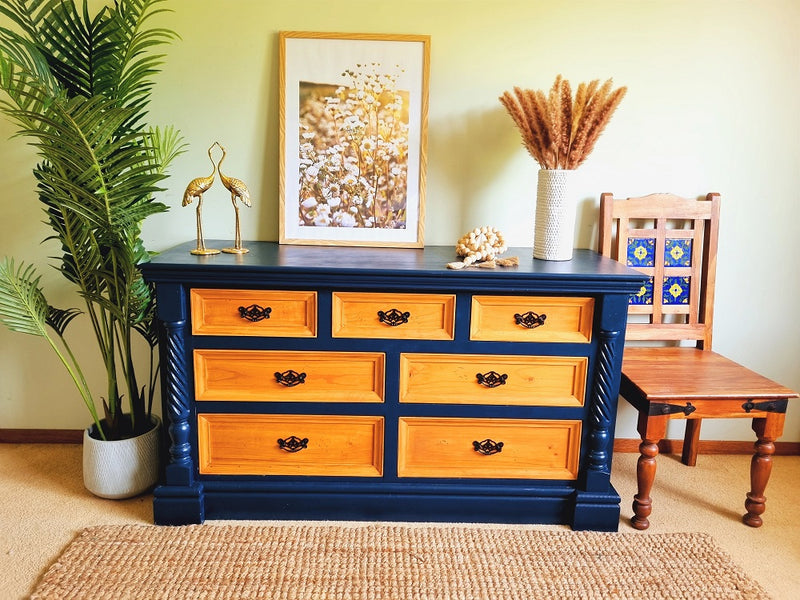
[203,490,571,526]
[570,487,622,531]
[153,483,205,525]
[152,481,620,531]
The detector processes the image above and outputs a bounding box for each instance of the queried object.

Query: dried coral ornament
[446,226,519,270]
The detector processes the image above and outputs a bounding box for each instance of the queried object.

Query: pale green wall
[1,0,798,443]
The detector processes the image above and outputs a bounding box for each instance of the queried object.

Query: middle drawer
[399,353,588,407]
[194,350,385,403]
[332,292,456,340]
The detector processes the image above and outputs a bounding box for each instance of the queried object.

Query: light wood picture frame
[279,31,430,247]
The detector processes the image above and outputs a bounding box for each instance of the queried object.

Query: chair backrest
[598,192,721,349]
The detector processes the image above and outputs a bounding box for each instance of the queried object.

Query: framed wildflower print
[279,31,430,247]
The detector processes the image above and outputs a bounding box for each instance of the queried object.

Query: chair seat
[621,347,797,410]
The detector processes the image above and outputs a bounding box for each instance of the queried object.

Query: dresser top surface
[142,241,645,292]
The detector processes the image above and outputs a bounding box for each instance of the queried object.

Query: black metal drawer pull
[514,311,547,329]
[476,371,508,388]
[377,308,411,326]
[277,436,309,452]
[238,304,272,322]
[274,369,306,387]
[473,439,504,455]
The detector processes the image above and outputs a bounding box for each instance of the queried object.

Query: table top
[142,241,646,294]
[622,347,799,401]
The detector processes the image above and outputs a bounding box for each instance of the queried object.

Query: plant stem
[45,333,106,441]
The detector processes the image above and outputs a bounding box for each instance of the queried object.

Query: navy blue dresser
[141,242,645,530]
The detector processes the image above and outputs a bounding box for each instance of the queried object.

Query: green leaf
[0,258,49,337]
[45,305,82,336]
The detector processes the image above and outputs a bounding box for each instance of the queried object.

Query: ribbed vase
[83,417,160,499]
[533,169,576,261]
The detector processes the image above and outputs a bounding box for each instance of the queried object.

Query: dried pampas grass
[500,75,626,170]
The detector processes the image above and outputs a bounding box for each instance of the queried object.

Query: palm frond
[148,125,187,174]
[112,1,179,111]
[46,305,82,336]
[0,258,49,337]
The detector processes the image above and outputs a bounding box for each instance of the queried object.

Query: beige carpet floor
[1,444,798,599]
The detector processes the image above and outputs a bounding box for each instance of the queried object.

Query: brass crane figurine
[217,143,251,254]
[182,142,221,255]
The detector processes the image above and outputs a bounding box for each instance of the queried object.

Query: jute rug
[30,523,769,599]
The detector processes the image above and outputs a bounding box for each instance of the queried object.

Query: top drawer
[332,292,455,340]
[470,296,594,343]
[190,289,317,337]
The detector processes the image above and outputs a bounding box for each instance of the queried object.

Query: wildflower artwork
[298,65,410,231]
[280,32,430,247]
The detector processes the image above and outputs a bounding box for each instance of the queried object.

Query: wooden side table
[620,347,798,529]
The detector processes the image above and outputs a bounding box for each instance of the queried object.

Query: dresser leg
[743,414,784,527]
[632,414,667,531]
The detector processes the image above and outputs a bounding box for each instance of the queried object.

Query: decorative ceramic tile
[629,277,654,305]
[665,239,692,267]
[663,276,690,305]
[627,238,655,267]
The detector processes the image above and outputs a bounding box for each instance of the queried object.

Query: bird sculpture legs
[222,201,248,254]
[217,143,251,254]
[190,198,220,255]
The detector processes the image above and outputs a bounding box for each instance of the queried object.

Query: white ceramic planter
[533,169,576,261]
[82,417,160,499]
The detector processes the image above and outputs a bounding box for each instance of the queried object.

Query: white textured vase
[83,417,160,499]
[533,169,576,261]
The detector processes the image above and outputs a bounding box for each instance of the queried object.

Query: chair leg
[632,438,659,530]
[743,415,784,527]
[682,418,702,466]
[632,414,668,531]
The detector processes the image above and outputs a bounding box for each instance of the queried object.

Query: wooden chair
[599,192,797,530]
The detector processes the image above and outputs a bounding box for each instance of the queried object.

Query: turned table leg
[632,414,668,530]
[743,414,785,527]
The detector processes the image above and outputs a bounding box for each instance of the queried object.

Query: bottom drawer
[198,414,384,476]
[397,417,581,480]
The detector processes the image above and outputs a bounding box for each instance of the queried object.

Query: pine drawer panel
[190,289,317,337]
[198,414,384,476]
[470,296,594,343]
[194,350,385,403]
[399,353,587,407]
[332,292,456,340]
[397,417,581,479]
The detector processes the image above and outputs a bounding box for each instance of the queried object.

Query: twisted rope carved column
[162,319,193,483]
[585,329,621,486]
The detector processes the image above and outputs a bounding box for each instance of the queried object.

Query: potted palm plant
[0,0,183,497]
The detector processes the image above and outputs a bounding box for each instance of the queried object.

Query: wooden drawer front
[198,414,384,476]
[190,289,317,337]
[399,353,587,407]
[194,350,385,403]
[397,417,580,479]
[332,292,456,340]
[470,296,593,343]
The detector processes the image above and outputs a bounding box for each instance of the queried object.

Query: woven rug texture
[30,523,770,599]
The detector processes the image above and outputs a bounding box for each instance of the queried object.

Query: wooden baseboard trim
[3,430,800,454]
[0,429,83,444]
[614,438,800,456]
